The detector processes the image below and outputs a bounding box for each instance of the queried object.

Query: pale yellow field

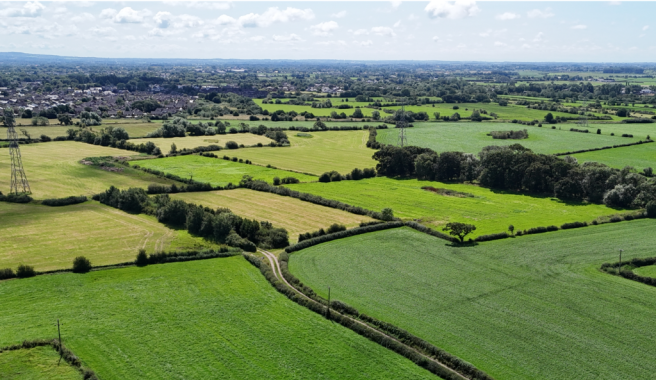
[141,134,274,152]
[0,201,216,271]
[0,141,178,199]
[228,130,377,175]
[172,189,374,241]
[6,122,160,138]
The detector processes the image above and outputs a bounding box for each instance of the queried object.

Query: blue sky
[0,1,654,62]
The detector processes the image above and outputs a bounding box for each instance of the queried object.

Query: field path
[257,249,470,380]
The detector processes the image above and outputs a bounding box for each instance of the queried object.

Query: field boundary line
[255,248,478,380]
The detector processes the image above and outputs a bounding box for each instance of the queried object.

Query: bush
[72,256,92,273]
[280,177,300,184]
[0,268,16,280]
[225,141,239,149]
[16,264,36,278]
[381,208,394,221]
[646,201,656,218]
[561,221,587,229]
[42,195,87,207]
[273,177,281,186]
[0,193,33,203]
[135,249,149,267]
[318,172,331,182]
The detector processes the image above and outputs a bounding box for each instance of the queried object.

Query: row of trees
[374,144,656,209]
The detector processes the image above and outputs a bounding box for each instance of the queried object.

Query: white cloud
[353,40,373,46]
[496,12,520,21]
[494,41,506,46]
[239,7,314,28]
[272,33,304,42]
[432,36,440,41]
[479,29,491,37]
[408,13,419,21]
[643,25,649,31]
[316,40,347,46]
[571,24,587,30]
[70,12,95,23]
[89,27,116,37]
[310,21,339,36]
[54,7,67,14]
[390,1,403,9]
[99,8,117,19]
[479,28,506,38]
[164,0,232,10]
[216,15,237,26]
[250,35,265,42]
[522,43,531,49]
[112,7,146,24]
[533,32,544,42]
[371,26,396,37]
[331,11,347,18]
[174,14,203,29]
[527,8,554,19]
[353,28,369,36]
[393,20,402,28]
[425,0,480,20]
[0,1,46,18]
[154,12,172,28]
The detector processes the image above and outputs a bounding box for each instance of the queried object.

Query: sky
[0,1,654,62]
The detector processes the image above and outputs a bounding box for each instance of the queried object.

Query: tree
[544,113,554,123]
[381,208,394,221]
[647,201,656,218]
[57,114,72,125]
[313,120,327,130]
[508,225,515,236]
[170,143,177,155]
[72,256,92,273]
[442,222,476,242]
[433,112,441,120]
[371,110,380,120]
[351,108,364,118]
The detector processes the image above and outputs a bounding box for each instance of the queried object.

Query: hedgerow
[285,222,405,253]
[41,195,87,207]
[601,256,656,287]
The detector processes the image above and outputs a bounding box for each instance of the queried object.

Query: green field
[137,155,316,186]
[0,202,216,271]
[572,142,656,170]
[172,189,373,241]
[377,122,640,155]
[141,134,274,152]
[286,177,622,238]
[634,265,656,278]
[229,130,376,175]
[0,346,81,380]
[289,223,656,379]
[0,256,435,380]
[5,122,161,139]
[0,142,179,199]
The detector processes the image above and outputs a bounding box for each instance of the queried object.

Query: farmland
[376,122,640,155]
[7,123,160,139]
[285,177,620,238]
[0,346,81,380]
[0,142,179,199]
[136,155,316,186]
[572,142,656,170]
[229,130,376,175]
[171,189,374,240]
[142,133,274,151]
[0,256,435,380]
[634,265,656,277]
[288,222,656,379]
[0,201,216,271]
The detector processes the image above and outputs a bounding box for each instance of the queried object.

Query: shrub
[280,177,300,184]
[135,249,149,267]
[381,208,394,221]
[42,195,87,207]
[16,264,36,278]
[561,221,587,230]
[225,141,238,149]
[646,201,656,218]
[610,216,622,223]
[0,268,16,280]
[318,172,331,182]
[474,232,509,242]
[0,193,33,203]
[72,256,92,273]
[273,177,281,186]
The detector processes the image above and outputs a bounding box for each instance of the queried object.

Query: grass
[0,201,217,271]
[0,141,179,199]
[228,130,376,175]
[136,155,316,186]
[285,177,623,238]
[288,222,656,380]
[634,265,656,277]
[376,122,640,155]
[572,142,656,170]
[0,256,435,380]
[140,134,274,151]
[0,346,81,380]
[4,123,160,139]
[171,189,374,241]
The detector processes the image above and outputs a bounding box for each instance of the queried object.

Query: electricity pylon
[3,108,31,194]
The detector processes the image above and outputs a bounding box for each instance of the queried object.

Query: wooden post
[57,319,62,365]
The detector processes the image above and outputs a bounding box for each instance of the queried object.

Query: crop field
[285,177,621,238]
[0,256,435,380]
[0,142,179,199]
[572,142,656,170]
[634,265,656,277]
[0,346,81,380]
[142,134,274,151]
[229,130,376,175]
[137,155,316,186]
[376,122,639,155]
[5,123,161,139]
[289,222,656,379]
[0,201,216,271]
[171,189,374,240]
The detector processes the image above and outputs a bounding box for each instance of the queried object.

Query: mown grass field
[289,223,656,380]
[572,142,656,170]
[0,142,179,199]
[0,346,81,380]
[5,123,161,139]
[634,265,656,277]
[136,155,316,186]
[286,177,622,238]
[172,189,374,240]
[0,202,216,271]
[229,130,376,175]
[0,256,435,380]
[377,122,640,155]
[141,134,274,152]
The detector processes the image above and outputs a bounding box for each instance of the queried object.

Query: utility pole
[618,249,624,274]
[397,104,408,147]
[57,319,62,365]
[327,286,331,317]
